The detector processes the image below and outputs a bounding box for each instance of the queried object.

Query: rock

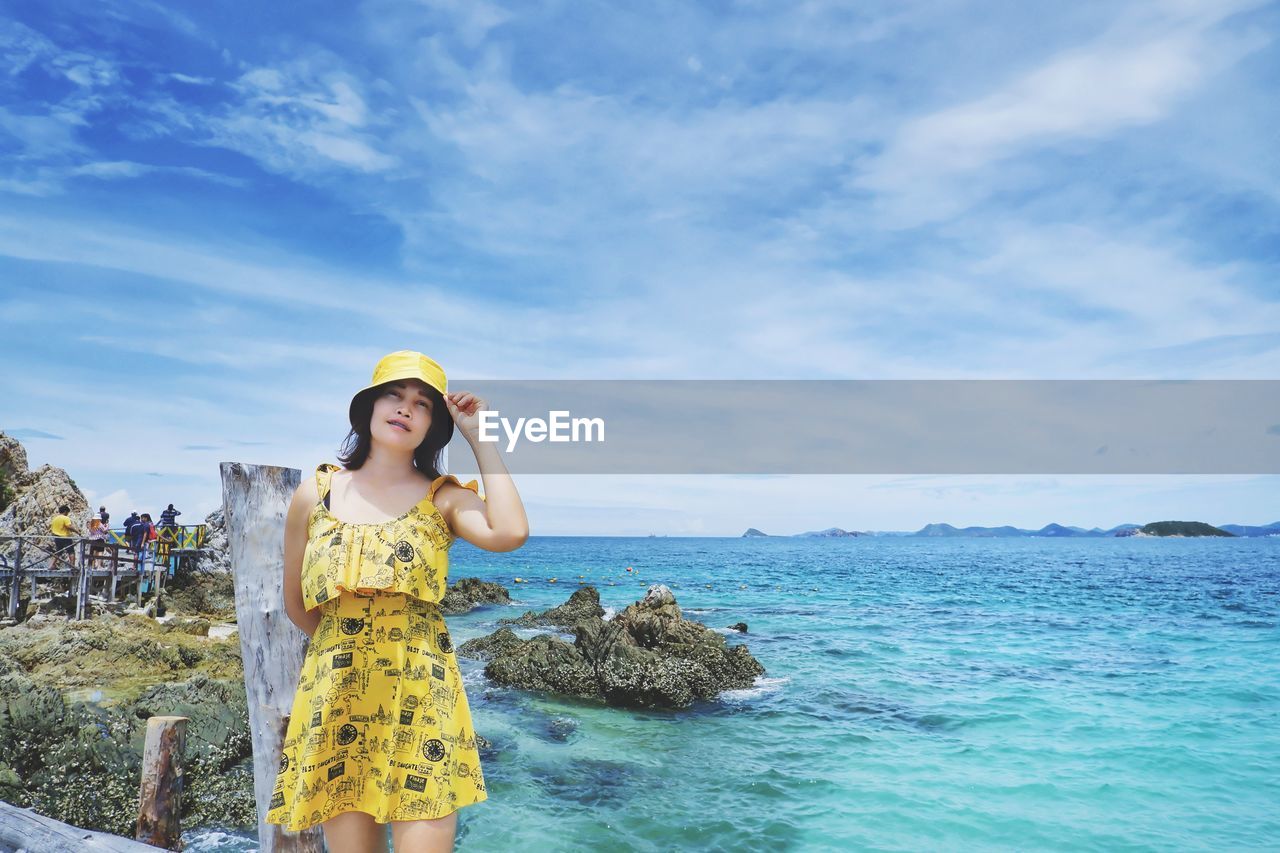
[169,616,212,637]
[728,622,748,633]
[496,586,605,629]
[194,507,231,574]
[0,616,251,835]
[0,432,29,493]
[441,577,512,615]
[457,627,529,661]
[0,459,90,543]
[462,584,765,710]
[164,565,236,619]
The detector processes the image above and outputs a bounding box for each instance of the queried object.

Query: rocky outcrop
[0,432,90,545]
[496,586,605,629]
[0,433,28,494]
[459,584,765,710]
[441,577,511,614]
[194,507,230,573]
[0,613,253,834]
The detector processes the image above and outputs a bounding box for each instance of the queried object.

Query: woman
[266,350,529,853]
[86,515,108,569]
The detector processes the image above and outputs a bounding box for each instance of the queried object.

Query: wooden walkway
[0,526,206,621]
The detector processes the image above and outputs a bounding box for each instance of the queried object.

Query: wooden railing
[0,528,206,620]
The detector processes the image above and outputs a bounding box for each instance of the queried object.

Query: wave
[718,675,791,704]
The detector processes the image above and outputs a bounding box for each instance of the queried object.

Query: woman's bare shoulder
[292,468,324,504]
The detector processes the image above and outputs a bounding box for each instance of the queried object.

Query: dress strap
[427,473,482,503]
[316,464,339,509]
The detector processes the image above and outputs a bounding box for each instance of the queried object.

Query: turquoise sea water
[189,536,1280,851]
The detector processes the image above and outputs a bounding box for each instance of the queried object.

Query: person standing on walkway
[86,515,108,569]
[124,510,140,540]
[130,512,154,576]
[48,505,79,570]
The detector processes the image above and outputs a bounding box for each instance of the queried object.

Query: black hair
[337,381,453,476]
[58,504,70,514]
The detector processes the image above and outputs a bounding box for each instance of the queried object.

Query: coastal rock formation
[0,613,254,833]
[496,585,605,628]
[0,433,28,494]
[195,507,231,573]
[742,528,768,537]
[440,577,512,614]
[459,584,765,710]
[0,433,90,543]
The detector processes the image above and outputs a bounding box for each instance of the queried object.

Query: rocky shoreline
[0,432,768,838]
[461,584,765,710]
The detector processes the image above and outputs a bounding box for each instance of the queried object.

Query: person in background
[124,510,140,540]
[86,515,108,568]
[159,503,181,539]
[130,512,154,575]
[99,505,110,527]
[49,505,79,570]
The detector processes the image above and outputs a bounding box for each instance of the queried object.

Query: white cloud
[854,2,1272,224]
[206,60,398,174]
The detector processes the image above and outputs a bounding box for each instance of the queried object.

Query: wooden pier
[0,525,207,621]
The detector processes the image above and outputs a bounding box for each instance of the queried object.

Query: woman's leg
[321,810,390,853]
[391,812,458,853]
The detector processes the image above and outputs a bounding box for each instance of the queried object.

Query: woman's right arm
[283,479,321,638]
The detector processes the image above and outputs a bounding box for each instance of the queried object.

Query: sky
[1,0,1278,535]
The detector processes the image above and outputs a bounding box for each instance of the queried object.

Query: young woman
[86,515,108,569]
[266,350,528,853]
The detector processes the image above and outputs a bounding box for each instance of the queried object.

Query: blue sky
[1,0,1278,534]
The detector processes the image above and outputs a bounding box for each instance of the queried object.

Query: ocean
[186,535,1280,851]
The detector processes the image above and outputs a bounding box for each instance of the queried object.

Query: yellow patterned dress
[265,463,489,831]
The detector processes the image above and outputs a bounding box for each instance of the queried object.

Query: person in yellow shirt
[49,505,79,570]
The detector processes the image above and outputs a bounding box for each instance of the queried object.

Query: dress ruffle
[301,465,481,613]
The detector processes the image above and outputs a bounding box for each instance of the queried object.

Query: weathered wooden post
[110,544,120,602]
[220,462,323,853]
[135,715,189,849]
[7,538,22,620]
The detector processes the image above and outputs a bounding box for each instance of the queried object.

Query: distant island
[741,519,1273,538]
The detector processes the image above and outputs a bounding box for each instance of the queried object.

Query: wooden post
[135,715,188,849]
[220,462,322,852]
[75,557,85,620]
[7,538,22,620]
[110,544,119,602]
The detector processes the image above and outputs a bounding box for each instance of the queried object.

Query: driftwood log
[135,715,188,849]
[220,462,323,852]
[0,799,162,851]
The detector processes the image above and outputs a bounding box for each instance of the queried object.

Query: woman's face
[370,380,436,449]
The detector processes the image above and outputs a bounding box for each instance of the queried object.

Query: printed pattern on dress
[264,462,488,832]
[300,464,479,612]
[265,591,488,830]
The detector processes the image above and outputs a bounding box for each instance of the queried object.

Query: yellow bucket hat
[349,350,449,429]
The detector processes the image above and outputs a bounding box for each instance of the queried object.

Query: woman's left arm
[441,391,530,552]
